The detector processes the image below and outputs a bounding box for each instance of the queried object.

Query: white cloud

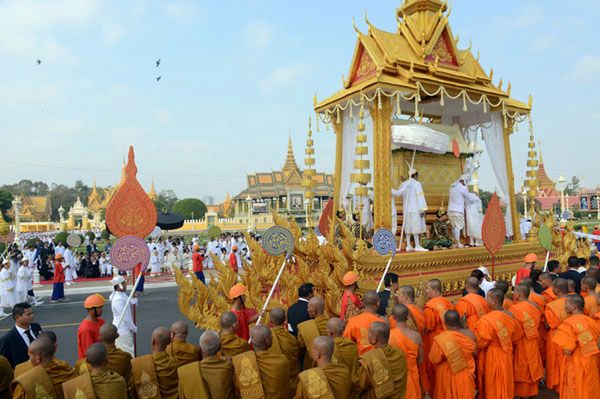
[529,33,557,51]
[568,55,600,82]
[164,1,199,19]
[244,21,273,48]
[258,64,309,92]
[102,23,127,45]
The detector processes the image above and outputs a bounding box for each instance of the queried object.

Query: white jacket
[448,182,479,213]
[393,178,427,214]
[110,290,137,337]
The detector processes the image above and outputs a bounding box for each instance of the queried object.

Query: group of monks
[3,263,600,399]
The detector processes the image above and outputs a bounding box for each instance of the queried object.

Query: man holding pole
[110,276,137,357]
[393,167,427,252]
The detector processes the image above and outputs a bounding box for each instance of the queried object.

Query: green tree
[564,176,581,196]
[0,189,14,214]
[172,198,207,220]
[153,190,178,212]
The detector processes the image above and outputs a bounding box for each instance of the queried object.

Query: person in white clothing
[54,242,65,257]
[448,175,480,248]
[110,275,137,356]
[63,245,77,285]
[0,259,17,313]
[393,168,428,252]
[466,196,484,246]
[16,260,31,303]
[150,248,161,277]
[99,253,112,276]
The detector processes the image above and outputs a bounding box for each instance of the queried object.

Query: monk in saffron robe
[294,336,353,399]
[219,311,250,358]
[509,284,544,398]
[11,336,77,399]
[581,276,600,315]
[393,285,425,334]
[545,277,569,391]
[178,330,235,399]
[356,321,407,399]
[475,288,523,399]
[165,321,200,368]
[389,304,423,399]
[327,317,359,386]
[422,279,454,394]
[521,277,548,365]
[131,327,178,399]
[297,297,329,369]
[540,272,558,303]
[268,307,299,392]
[15,331,71,378]
[428,310,477,399]
[98,325,132,384]
[455,277,491,332]
[552,294,600,399]
[233,325,290,399]
[496,280,514,310]
[344,291,384,355]
[0,355,12,399]
[62,343,127,399]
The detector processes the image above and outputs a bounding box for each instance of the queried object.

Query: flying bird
[156,76,161,82]
[36,59,41,65]
[156,59,161,67]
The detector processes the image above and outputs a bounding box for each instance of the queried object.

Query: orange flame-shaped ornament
[105,146,157,238]
[482,193,506,256]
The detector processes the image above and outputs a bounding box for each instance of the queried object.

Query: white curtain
[480,112,513,237]
[339,106,374,207]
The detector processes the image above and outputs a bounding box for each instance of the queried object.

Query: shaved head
[566,294,584,312]
[398,285,415,301]
[308,297,325,317]
[327,318,345,337]
[487,288,504,306]
[86,343,108,368]
[553,278,569,295]
[313,336,334,361]
[170,321,189,339]
[29,336,54,362]
[220,311,238,330]
[368,321,390,345]
[152,327,171,351]
[99,324,118,345]
[444,310,461,329]
[251,324,272,351]
[466,277,480,290]
[539,272,552,282]
[392,304,409,323]
[495,280,509,294]
[514,283,530,300]
[199,330,220,357]
[427,279,442,293]
[582,276,597,291]
[586,267,600,280]
[364,290,380,307]
[269,307,286,326]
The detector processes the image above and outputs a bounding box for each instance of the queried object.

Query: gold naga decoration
[174,212,387,328]
[538,212,589,272]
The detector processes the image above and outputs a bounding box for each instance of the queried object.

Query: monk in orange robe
[389,304,422,399]
[166,321,200,368]
[544,277,570,392]
[475,288,523,399]
[391,285,425,334]
[581,276,600,315]
[540,272,557,303]
[509,283,544,398]
[552,294,600,399]
[496,280,514,310]
[422,278,454,394]
[455,277,491,331]
[429,310,477,399]
[521,277,547,365]
[343,290,382,355]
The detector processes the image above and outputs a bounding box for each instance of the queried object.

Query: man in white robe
[0,259,17,314]
[448,175,480,248]
[393,168,428,252]
[110,275,137,356]
[63,245,77,285]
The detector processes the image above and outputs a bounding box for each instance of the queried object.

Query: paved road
[0,286,202,366]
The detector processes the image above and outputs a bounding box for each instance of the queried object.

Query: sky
[0,0,599,201]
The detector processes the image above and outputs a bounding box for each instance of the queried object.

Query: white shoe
[415,246,428,252]
[34,300,44,306]
[455,243,465,248]
[405,246,414,252]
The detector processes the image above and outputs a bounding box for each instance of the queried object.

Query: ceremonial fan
[375,124,451,291]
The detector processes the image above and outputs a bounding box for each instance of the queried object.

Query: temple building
[534,149,561,211]
[232,136,333,226]
[7,195,51,222]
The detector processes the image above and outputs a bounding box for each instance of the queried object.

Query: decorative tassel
[440,89,445,107]
[414,97,419,118]
[377,90,382,110]
[336,108,341,124]
[396,92,401,116]
[482,96,487,113]
[349,103,353,118]
[462,92,468,112]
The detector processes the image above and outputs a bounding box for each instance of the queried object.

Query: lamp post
[245,195,252,230]
[556,175,567,219]
[12,196,22,245]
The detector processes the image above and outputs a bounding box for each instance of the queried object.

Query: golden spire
[148,179,158,201]
[282,132,300,176]
[89,178,100,202]
[523,116,539,223]
[303,118,316,227]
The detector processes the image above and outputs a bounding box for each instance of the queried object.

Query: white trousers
[116,333,135,357]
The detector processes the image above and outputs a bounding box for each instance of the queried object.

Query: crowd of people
[1,251,600,398]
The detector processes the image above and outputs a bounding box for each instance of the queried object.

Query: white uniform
[110,290,137,356]
[0,267,17,309]
[64,248,77,282]
[16,265,32,303]
[394,178,427,235]
[466,197,484,245]
[448,180,480,246]
[150,250,161,275]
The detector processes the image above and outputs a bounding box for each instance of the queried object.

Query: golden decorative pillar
[370,97,393,230]
[502,119,522,242]
[303,118,316,228]
[330,116,344,237]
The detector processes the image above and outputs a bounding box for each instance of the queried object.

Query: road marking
[0,322,80,332]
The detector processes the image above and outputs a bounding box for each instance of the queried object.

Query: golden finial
[506,81,512,96]
[313,93,318,108]
[476,50,480,62]
[341,74,346,86]
[364,10,371,28]
[489,67,494,81]
[498,78,503,90]
[465,39,472,52]
[352,17,361,35]
[528,94,533,108]
[447,1,453,17]
[454,34,459,44]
